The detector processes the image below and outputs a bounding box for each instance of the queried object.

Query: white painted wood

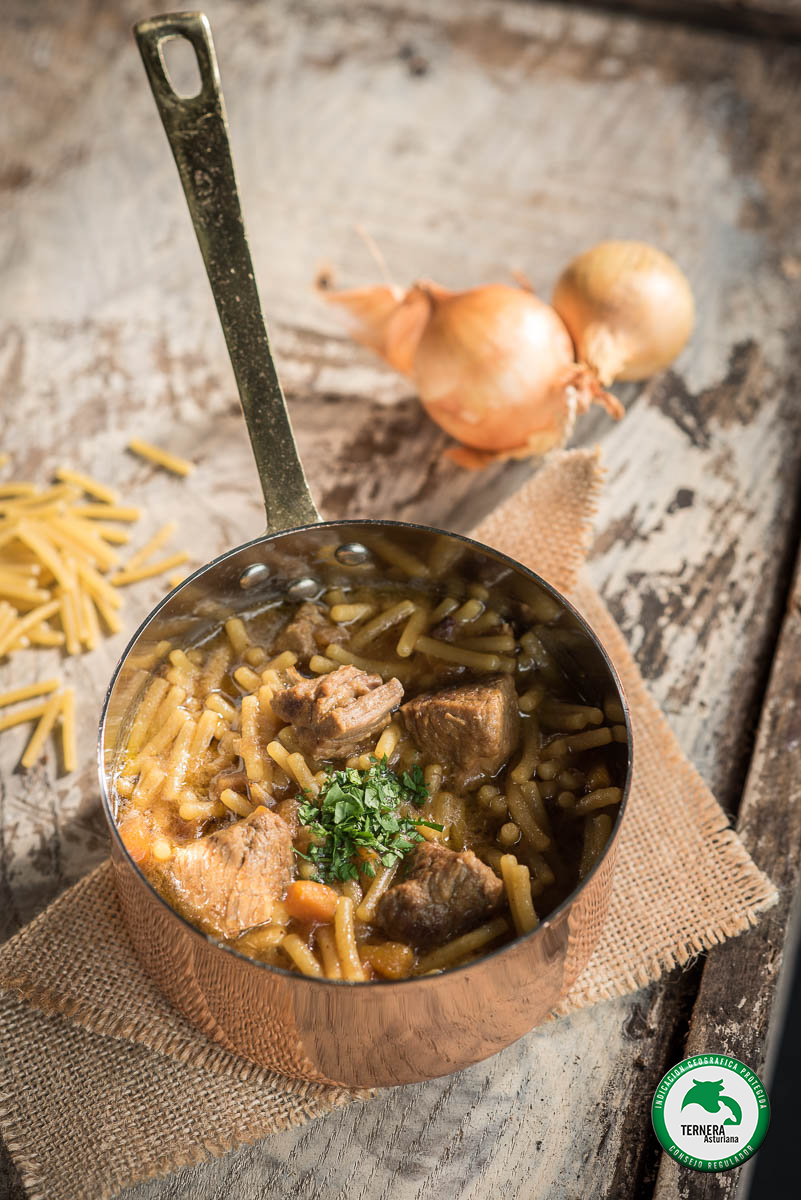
[2,0,800,1196]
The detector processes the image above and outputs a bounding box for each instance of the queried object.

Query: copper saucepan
[99,10,633,1089]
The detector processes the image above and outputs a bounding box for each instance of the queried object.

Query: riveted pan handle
[134,12,320,533]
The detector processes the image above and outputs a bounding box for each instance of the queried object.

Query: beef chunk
[271,664,403,759]
[428,615,458,643]
[208,767,274,811]
[209,766,250,801]
[376,842,504,947]
[165,806,293,939]
[279,602,345,661]
[399,674,519,783]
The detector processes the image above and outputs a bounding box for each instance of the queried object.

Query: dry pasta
[20,692,64,768]
[54,467,117,504]
[0,679,60,708]
[123,521,177,574]
[112,550,190,586]
[127,438,194,476]
[0,461,192,771]
[73,504,142,522]
[0,700,48,733]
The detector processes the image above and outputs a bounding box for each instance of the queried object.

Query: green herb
[297,758,441,884]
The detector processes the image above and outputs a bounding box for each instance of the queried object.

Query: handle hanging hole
[160,35,203,99]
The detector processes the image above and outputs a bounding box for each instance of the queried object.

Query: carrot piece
[118,815,151,864]
[362,942,415,980]
[285,880,339,924]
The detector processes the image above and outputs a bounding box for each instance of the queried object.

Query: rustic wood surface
[652,541,801,1196]
[578,0,801,40]
[2,0,801,1196]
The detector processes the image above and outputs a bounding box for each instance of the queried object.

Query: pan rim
[98,517,634,990]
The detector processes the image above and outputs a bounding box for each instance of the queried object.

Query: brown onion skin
[411,284,578,453]
[552,241,695,385]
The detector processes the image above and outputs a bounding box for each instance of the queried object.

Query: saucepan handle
[134,11,320,533]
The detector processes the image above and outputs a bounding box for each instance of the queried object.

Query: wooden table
[2,0,801,1195]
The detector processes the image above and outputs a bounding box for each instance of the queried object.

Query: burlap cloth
[0,449,777,1200]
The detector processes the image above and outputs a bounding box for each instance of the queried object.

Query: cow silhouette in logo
[681,1078,742,1126]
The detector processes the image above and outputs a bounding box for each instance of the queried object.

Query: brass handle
[134,11,320,534]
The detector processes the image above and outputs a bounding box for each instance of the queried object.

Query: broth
[113,555,628,981]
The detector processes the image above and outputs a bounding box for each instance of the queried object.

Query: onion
[320,283,431,374]
[410,282,621,453]
[322,278,622,457]
[552,241,694,385]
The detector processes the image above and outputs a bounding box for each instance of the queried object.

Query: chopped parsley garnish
[297,759,441,883]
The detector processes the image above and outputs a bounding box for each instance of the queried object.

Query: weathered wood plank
[575,0,801,41]
[2,1,801,1198]
[651,546,801,1199]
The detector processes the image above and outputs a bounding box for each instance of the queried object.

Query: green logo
[651,1055,769,1172]
[681,1078,742,1126]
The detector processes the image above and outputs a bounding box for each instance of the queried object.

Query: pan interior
[99,519,632,984]
[101,521,627,815]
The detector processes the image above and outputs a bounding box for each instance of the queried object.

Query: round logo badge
[652,1055,770,1172]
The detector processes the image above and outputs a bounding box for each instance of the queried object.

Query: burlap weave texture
[0,449,777,1200]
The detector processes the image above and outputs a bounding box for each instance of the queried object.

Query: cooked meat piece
[376,842,504,947]
[278,602,346,661]
[271,664,404,758]
[164,806,294,939]
[274,794,305,844]
[428,615,458,642]
[399,674,519,784]
[209,766,250,801]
